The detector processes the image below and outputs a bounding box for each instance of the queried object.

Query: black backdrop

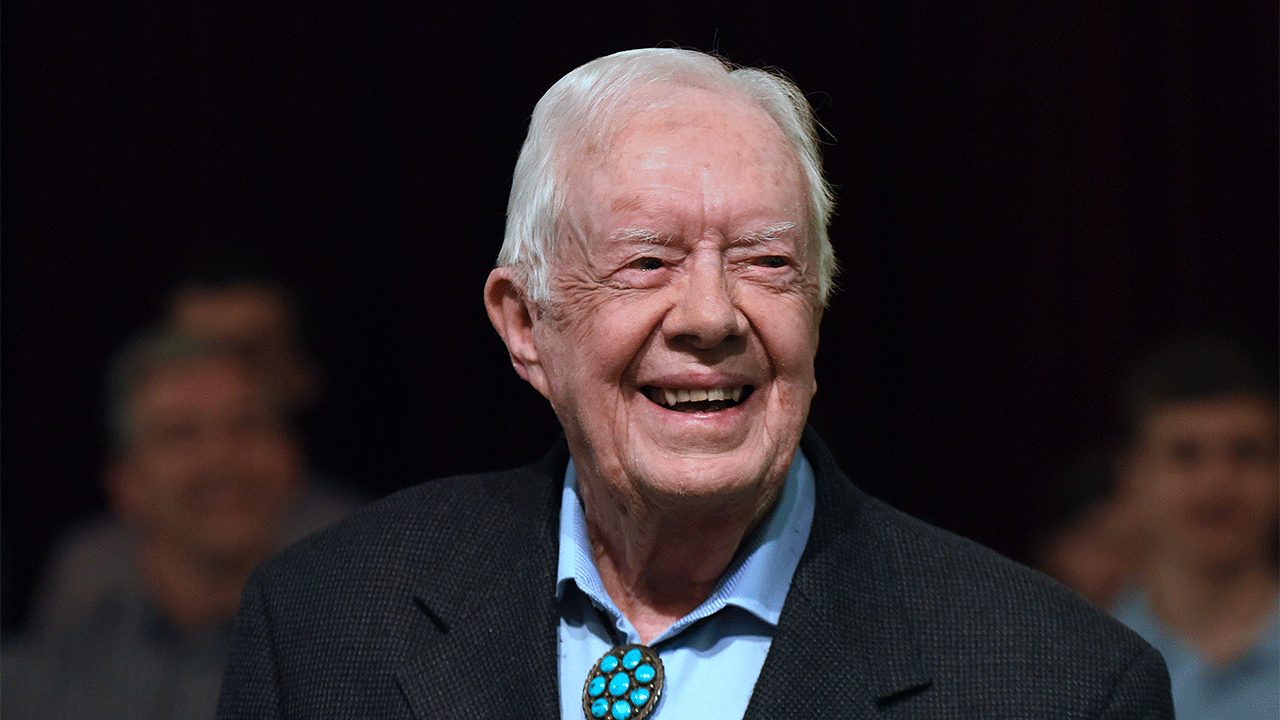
[4,2,1276,631]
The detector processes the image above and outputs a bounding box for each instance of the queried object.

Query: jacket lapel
[394,445,569,720]
[389,432,931,719]
[745,430,932,719]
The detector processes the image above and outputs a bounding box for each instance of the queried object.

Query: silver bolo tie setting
[582,644,665,720]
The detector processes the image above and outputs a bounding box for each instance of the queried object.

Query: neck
[1142,548,1278,665]
[138,538,271,633]
[581,483,776,645]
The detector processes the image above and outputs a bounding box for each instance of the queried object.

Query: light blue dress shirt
[1112,590,1278,720]
[556,451,816,720]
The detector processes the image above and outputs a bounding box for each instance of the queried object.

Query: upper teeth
[659,387,742,406]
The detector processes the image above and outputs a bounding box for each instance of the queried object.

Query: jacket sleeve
[1098,643,1175,719]
[217,573,283,720]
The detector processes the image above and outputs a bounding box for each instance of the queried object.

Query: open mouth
[641,385,752,413]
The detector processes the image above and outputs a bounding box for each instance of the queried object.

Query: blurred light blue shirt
[1112,590,1278,720]
[556,452,815,720]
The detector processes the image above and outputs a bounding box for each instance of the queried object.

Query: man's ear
[484,268,551,398]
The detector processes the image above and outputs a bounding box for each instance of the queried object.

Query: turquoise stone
[587,676,607,697]
[585,645,663,720]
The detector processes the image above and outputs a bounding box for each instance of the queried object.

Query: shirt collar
[555,450,816,644]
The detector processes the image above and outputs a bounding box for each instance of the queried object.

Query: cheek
[1244,470,1280,510]
[124,468,190,525]
[248,443,298,490]
[138,453,196,495]
[756,310,820,382]
[1132,466,1183,521]
[547,299,658,375]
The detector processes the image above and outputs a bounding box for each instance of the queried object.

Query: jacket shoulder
[863,496,1169,712]
[220,463,564,719]
[251,464,558,606]
[869,494,1144,645]
[759,430,1171,717]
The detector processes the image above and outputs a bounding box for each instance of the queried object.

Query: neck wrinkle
[581,490,765,645]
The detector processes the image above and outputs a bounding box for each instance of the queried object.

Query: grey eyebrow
[607,223,799,246]
[734,222,799,246]
[606,227,674,246]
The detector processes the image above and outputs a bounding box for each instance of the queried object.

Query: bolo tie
[581,644,665,720]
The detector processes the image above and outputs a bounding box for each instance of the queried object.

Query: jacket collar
[744,428,932,717]
[396,431,931,719]
[395,440,569,720]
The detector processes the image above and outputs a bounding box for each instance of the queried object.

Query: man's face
[1127,396,1279,567]
[110,357,302,565]
[519,89,822,517]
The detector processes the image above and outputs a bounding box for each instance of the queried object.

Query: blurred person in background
[1034,444,1147,608]
[166,253,319,416]
[18,258,361,640]
[163,254,362,522]
[4,330,308,718]
[1111,334,1278,720]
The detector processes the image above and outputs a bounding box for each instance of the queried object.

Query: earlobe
[484,268,551,398]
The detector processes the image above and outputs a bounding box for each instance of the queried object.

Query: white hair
[498,48,837,307]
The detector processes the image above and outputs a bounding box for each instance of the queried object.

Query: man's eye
[756,256,788,268]
[630,257,665,271]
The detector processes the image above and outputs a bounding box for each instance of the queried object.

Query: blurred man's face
[169,286,313,408]
[1127,396,1279,567]
[110,357,302,566]
[520,88,822,518]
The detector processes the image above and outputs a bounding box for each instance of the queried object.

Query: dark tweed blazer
[217,429,1173,719]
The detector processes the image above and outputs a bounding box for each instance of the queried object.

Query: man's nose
[663,255,746,349]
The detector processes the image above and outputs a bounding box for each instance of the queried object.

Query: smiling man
[1111,335,1278,720]
[218,49,1172,719]
[5,330,304,720]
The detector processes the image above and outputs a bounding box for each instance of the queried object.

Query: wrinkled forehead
[557,87,809,246]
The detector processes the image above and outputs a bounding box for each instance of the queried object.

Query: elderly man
[218,49,1172,719]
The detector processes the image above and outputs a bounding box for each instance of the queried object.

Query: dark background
[4,2,1276,632]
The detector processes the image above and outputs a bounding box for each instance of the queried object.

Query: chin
[628,446,791,505]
